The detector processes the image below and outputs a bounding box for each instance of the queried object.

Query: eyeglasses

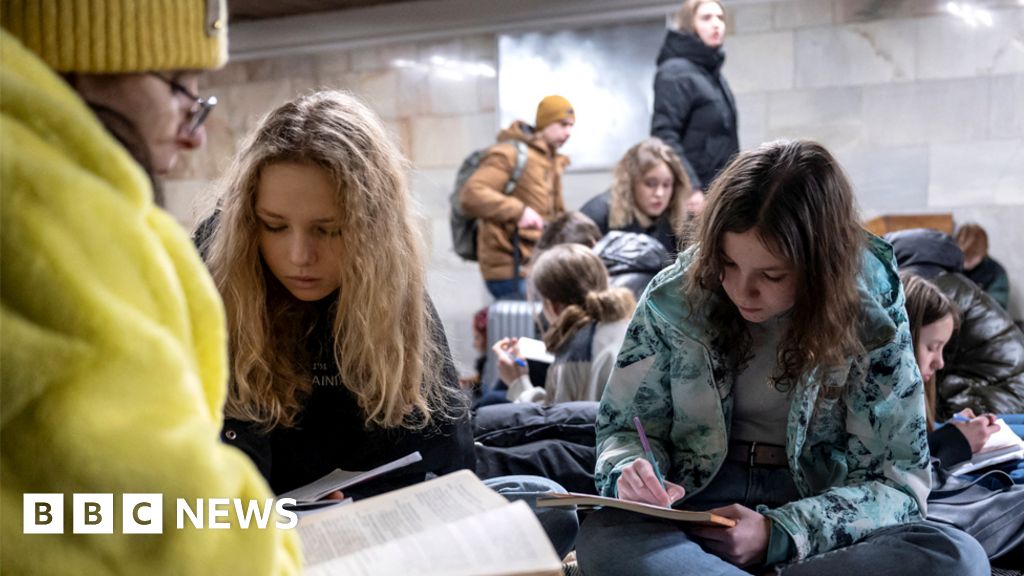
[148,73,218,135]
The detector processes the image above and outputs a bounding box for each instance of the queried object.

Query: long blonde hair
[531,244,636,354]
[206,90,452,431]
[609,138,691,241]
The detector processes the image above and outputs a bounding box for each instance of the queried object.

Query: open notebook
[278,451,422,513]
[949,418,1024,476]
[536,492,735,527]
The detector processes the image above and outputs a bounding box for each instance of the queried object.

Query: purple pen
[633,416,667,488]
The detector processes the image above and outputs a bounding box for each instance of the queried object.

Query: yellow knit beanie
[535,95,575,131]
[1,0,228,73]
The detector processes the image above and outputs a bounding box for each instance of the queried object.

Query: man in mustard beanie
[2,2,300,574]
[460,95,576,299]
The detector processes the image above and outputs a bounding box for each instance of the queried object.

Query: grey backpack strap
[502,141,529,195]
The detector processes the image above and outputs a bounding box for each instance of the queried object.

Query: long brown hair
[686,140,865,387]
[673,0,726,34]
[609,138,691,242]
[206,90,453,431]
[901,272,960,429]
[531,244,636,354]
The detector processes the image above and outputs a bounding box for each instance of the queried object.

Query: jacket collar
[656,29,726,74]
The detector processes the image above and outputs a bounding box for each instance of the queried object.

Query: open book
[949,418,1024,476]
[297,469,562,576]
[536,492,735,527]
[279,451,422,512]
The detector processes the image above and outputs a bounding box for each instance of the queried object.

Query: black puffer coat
[594,231,673,299]
[650,30,738,190]
[887,229,1024,416]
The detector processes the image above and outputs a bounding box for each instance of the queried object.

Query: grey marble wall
[165,0,1024,375]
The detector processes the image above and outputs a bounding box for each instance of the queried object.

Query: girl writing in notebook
[901,272,1000,468]
[903,273,1024,566]
[576,140,987,575]
[493,243,635,404]
[200,91,474,499]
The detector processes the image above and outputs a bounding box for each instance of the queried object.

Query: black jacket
[888,229,1024,416]
[579,190,680,256]
[651,30,738,190]
[594,230,673,299]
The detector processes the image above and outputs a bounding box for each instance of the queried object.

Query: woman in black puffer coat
[887,228,1024,416]
[651,0,738,193]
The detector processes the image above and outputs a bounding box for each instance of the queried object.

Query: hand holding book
[687,503,770,568]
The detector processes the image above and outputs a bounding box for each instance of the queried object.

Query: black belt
[726,441,788,468]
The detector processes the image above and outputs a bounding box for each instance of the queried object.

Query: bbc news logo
[24,494,298,534]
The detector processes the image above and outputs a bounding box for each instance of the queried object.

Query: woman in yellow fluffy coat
[1,3,299,575]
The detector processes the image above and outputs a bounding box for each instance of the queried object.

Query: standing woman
[2,2,300,574]
[579,137,693,256]
[202,91,475,499]
[651,0,738,197]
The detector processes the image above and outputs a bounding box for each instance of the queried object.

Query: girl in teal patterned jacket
[576,140,987,575]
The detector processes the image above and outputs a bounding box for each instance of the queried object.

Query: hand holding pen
[491,337,529,385]
[615,415,686,507]
[948,408,999,454]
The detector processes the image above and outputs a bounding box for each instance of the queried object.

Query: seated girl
[201,91,474,499]
[902,272,1000,468]
[201,90,578,559]
[903,272,1024,566]
[493,243,635,404]
[580,137,693,256]
[576,140,987,575]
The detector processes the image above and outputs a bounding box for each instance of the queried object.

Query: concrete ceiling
[227,0,428,22]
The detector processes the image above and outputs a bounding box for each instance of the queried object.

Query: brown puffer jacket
[459,121,569,280]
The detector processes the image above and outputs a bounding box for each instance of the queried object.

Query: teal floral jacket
[595,234,932,562]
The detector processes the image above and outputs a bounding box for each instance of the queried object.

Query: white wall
[165,0,1024,376]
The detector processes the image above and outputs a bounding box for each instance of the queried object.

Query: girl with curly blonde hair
[580,137,692,255]
[200,90,473,498]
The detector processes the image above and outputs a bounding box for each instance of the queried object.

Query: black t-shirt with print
[222,297,475,500]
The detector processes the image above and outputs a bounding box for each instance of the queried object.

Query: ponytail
[532,244,636,354]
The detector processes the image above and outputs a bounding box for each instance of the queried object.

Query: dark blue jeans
[484,475,578,560]
[577,460,988,575]
[485,278,528,300]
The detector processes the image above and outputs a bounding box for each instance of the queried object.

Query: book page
[517,337,555,364]
[280,451,423,503]
[304,500,561,576]
[949,419,1024,476]
[298,469,560,575]
[978,419,1024,454]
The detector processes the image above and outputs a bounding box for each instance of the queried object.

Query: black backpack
[450,141,528,261]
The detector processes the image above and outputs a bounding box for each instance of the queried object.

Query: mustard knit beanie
[1,0,228,73]
[535,95,575,131]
